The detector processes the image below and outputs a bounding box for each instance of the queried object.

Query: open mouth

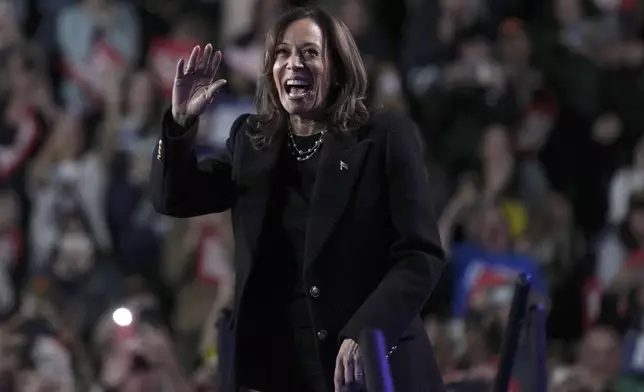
[284,78,312,99]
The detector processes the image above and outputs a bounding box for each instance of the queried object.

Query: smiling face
[272,18,333,117]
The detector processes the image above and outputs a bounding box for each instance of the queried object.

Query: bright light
[112,307,133,327]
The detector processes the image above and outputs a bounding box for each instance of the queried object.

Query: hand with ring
[334,338,364,392]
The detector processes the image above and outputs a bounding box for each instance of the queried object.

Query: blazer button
[309,286,320,298]
[317,329,328,341]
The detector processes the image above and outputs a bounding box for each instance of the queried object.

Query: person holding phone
[150,6,446,392]
[100,307,192,392]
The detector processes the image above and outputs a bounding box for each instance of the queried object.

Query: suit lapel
[305,131,372,269]
[237,130,284,254]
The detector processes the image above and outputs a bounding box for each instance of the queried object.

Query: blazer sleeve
[339,116,446,351]
[149,109,247,217]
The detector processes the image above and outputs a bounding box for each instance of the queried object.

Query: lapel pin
[340,160,348,171]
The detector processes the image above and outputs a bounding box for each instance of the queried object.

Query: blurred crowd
[0,0,644,391]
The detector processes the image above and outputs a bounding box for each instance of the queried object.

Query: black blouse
[251,132,322,328]
[239,132,326,389]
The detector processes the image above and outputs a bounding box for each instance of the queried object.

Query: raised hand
[172,44,227,126]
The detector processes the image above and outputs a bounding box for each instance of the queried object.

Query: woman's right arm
[149,111,246,217]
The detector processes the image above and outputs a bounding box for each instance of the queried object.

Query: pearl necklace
[288,128,327,161]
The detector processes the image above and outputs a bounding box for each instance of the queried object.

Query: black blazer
[150,110,447,392]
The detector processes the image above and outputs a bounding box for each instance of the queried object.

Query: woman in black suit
[150,6,446,392]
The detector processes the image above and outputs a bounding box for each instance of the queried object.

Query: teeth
[286,79,310,86]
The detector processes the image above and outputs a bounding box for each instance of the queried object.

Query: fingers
[334,356,363,391]
[344,357,355,385]
[185,45,201,74]
[201,79,227,107]
[188,79,227,114]
[200,44,213,71]
[354,359,365,385]
[334,355,344,392]
[177,45,220,81]
[207,79,227,101]
[209,50,223,83]
[175,58,185,80]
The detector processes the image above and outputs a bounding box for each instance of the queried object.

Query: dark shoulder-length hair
[248,6,370,149]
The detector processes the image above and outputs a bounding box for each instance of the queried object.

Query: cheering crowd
[0,0,644,391]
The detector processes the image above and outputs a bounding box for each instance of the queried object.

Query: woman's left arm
[339,116,446,351]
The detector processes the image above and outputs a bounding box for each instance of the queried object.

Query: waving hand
[172,44,227,126]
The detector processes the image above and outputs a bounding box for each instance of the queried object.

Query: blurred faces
[555,0,583,26]
[621,40,644,68]
[100,308,175,392]
[20,291,47,319]
[272,18,333,117]
[6,51,38,95]
[338,0,368,36]
[256,0,285,37]
[441,0,478,25]
[478,206,511,252]
[499,24,531,64]
[579,327,621,382]
[592,113,622,145]
[54,218,94,281]
[128,71,156,115]
[460,37,491,66]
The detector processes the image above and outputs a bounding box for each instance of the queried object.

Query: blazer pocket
[387,334,414,359]
[389,316,425,358]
